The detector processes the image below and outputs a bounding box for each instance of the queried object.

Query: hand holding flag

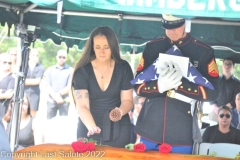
[131,45,214,90]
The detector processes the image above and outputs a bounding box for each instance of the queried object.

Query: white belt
[167,90,197,116]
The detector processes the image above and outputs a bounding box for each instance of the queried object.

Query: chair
[200,128,206,136]
[198,142,212,155]
[208,143,240,158]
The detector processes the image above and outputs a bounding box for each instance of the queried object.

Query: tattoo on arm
[84,92,89,98]
[74,90,89,99]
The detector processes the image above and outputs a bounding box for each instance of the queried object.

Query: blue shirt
[45,64,73,103]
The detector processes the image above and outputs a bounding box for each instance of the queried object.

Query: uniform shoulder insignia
[192,38,211,50]
[150,37,166,43]
[137,56,144,71]
[208,58,219,77]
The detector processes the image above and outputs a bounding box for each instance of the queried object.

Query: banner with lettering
[73,0,240,19]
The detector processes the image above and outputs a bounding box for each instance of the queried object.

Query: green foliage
[33,39,82,69]
[0,25,18,53]
[0,23,82,69]
[0,23,142,71]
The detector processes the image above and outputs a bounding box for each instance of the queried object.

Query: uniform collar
[167,33,192,46]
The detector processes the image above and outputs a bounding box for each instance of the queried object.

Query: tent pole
[29,9,240,26]
[0,2,21,10]
[23,4,38,13]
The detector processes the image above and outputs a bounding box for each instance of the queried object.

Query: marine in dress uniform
[134,14,219,154]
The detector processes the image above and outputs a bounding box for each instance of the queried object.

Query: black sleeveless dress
[73,60,133,147]
[17,117,35,150]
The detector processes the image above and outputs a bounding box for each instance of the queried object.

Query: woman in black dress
[0,53,15,118]
[3,94,35,150]
[72,26,134,147]
[202,106,240,144]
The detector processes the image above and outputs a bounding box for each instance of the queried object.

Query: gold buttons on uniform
[179,41,182,44]
[194,90,197,92]
[194,40,197,42]
[153,86,156,89]
[148,99,150,102]
[188,88,191,91]
[148,87,150,90]
[180,86,183,89]
[144,87,147,90]
[188,111,190,114]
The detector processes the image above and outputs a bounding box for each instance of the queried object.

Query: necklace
[99,66,109,79]
[97,60,112,79]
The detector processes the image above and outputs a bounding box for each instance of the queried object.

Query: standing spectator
[45,49,73,119]
[24,48,45,117]
[132,96,145,143]
[209,58,240,122]
[8,48,18,73]
[202,106,240,144]
[132,96,145,125]
[133,14,219,154]
[0,53,15,118]
[231,93,240,129]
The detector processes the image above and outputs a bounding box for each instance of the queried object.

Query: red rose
[71,141,85,153]
[159,143,172,154]
[84,142,96,152]
[134,143,146,152]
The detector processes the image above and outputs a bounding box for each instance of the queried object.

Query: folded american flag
[131,45,214,90]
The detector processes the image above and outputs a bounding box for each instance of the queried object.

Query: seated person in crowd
[202,106,240,144]
[231,93,240,129]
[2,94,36,150]
[0,120,12,160]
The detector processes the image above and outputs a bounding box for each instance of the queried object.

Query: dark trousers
[47,101,69,119]
[130,123,136,143]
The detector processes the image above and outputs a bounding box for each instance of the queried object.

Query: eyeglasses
[58,56,66,59]
[219,114,231,118]
[3,61,12,65]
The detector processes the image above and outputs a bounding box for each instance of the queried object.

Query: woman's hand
[87,126,101,137]
[109,107,123,122]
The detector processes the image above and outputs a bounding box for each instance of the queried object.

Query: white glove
[157,62,182,93]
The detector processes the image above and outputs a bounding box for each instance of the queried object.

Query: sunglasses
[58,56,66,59]
[3,61,12,65]
[219,114,231,118]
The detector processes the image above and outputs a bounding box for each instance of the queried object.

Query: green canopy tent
[0,0,240,152]
[0,0,240,61]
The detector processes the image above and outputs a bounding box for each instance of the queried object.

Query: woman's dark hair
[218,105,232,115]
[9,94,31,115]
[73,26,121,74]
